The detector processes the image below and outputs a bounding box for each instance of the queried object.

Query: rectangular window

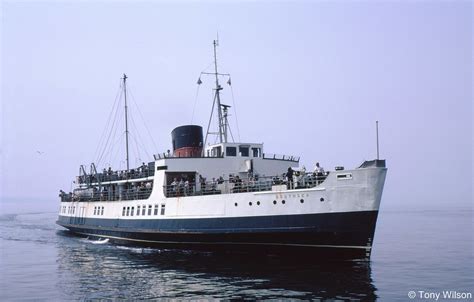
[142,205,146,216]
[148,205,152,215]
[122,207,126,216]
[239,146,249,157]
[126,207,130,216]
[226,146,236,156]
[252,147,261,157]
[160,204,166,215]
[94,207,96,215]
[131,207,134,216]
[154,204,159,215]
[212,146,222,157]
[137,206,141,216]
[101,206,104,215]
[337,173,353,180]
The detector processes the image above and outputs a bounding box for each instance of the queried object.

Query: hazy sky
[1,1,472,211]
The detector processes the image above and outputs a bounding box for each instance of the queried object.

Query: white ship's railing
[77,163,155,185]
[163,173,328,198]
[60,188,153,203]
[153,152,299,162]
[154,153,224,160]
[262,153,300,162]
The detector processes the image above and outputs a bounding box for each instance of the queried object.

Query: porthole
[273,200,277,205]
[282,200,286,204]
[249,202,253,206]
[320,197,325,202]
[234,202,238,207]
[257,201,260,205]
[300,199,304,203]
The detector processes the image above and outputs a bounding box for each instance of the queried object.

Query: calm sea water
[0,206,472,301]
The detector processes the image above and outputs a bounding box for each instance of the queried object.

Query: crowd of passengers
[78,162,153,184]
[59,180,153,202]
[165,162,327,197]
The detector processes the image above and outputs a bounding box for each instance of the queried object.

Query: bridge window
[131,207,134,216]
[126,207,130,216]
[226,146,236,156]
[212,146,222,157]
[122,207,126,216]
[137,206,141,216]
[154,204,159,215]
[148,205,152,215]
[101,206,104,215]
[142,205,146,216]
[94,207,97,215]
[252,147,261,157]
[239,146,249,157]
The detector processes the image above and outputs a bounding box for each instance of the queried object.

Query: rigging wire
[97,88,124,168]
[204,89,218,147]
[129,109,150,160]
[191,61,217,124]
[227,114,235,142]
[110,134,125,169]
[190,84,200,124]
[130,132,142,166]
[99,101,123,168]
[229,84,241,142]
[127,85,159,153]
[93,79,123,164]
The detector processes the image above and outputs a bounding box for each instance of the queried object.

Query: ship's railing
[262,153,300,162]
[78,165,155,184]
[60,188,153,203]
[154,152,299,162]
[163,172,328,198]
[154,153,224,160]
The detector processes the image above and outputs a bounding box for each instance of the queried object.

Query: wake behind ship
[57,40,387,260]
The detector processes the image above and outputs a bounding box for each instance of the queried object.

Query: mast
[213,39,225,143]
[376,120,379,160]
[123,74,130,171]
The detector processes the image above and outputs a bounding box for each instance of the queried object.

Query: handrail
[60,188,153,203]
[262,153,300,162]
[154,152,299,162]
[163,172,328,198]
[78,167,155,184]
[154,153,224,160]
[61,172,329,202]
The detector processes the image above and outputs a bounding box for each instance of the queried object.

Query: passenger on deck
[178,179,185,196]
[249,177,256,191]
[171,178,178,196]
[184,179,190,196]
[313,162,325,176]
[286,167,294,189]
[299,166,307,187]
[59,190,66,201]
[234,176,242,192]
[199,175,206,192]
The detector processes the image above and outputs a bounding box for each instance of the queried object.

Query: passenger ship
[57,40,387,260]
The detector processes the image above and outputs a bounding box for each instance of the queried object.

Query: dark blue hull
[57,211,379,260]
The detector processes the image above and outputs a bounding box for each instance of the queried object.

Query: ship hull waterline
[57,210,379,260]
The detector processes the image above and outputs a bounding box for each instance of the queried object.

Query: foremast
[123,74,130,172]
[201,39,233,148]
